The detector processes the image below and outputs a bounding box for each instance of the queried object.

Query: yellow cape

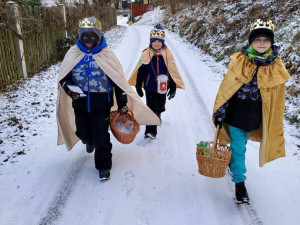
[128,47,185,89]
[56,45,161,150]
[212,52,290,167]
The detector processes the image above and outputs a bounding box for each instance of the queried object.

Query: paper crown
[150,29,165,40]
[79,17,102,30]
[250,19,275,32]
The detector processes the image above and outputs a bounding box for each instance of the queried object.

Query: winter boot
[99,169,110,181]
[144,132,156,140]
[86,144,95,153]
[235,181,250,204]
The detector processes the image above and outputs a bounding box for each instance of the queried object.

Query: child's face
[251,37,272,53]
[81,32,100,49]
[151,40,163,50]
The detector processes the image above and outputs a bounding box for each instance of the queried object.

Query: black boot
[144,132,156,140]
[86,144,95,153]
[99,169,111,181]
[235,181,250,204]
[144,125,157,139]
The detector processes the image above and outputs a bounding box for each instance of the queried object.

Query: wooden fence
[21,6,66,76]
[0,3,117,91]
[0,27,21,89]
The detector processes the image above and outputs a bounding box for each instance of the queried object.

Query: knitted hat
[78,17,103,40]
[150,23,165,44]
[249,19,275,44]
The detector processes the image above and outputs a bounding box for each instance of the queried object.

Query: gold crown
[250,19,275,32]
[150,29,165,39]
[79,17,102,30]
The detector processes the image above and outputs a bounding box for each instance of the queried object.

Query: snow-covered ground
[0,9,300,225]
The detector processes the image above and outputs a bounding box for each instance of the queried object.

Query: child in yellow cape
[128,23,185,139]
[56,17,160,181]
[212,19,290,204]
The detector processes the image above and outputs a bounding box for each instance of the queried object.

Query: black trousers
[74,109,112,170]
[145,91,166,136]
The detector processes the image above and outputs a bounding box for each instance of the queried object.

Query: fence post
[59,3,68,38]
[6,1,27,79]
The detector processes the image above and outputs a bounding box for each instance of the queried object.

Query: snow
[1,7,300,225]
[114,121,135,134]
[117,15,129,26]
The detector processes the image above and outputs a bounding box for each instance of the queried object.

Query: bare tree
[92,0,121,7]
[92,0,111,7]
[168,0,175,14]
[111,0,120,9]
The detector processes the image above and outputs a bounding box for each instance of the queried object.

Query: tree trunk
[169,0,175,14]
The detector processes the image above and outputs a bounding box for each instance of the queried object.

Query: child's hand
[67,90,80,100]
[167,92,175,100]
[168,83,176,100]
[135,84,144,97]
[119,105,129,115]
[214,118,223,129]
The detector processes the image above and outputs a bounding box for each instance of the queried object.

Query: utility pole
[7,1,27,79]
[130,0,135,24]
[131,0,133,24]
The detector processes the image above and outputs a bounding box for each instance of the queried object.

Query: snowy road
[1,12,300,225]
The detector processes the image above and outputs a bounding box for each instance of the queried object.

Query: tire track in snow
[125,26,142,77]
[166,36,264,225]
[225,177,264,225]
[165,36,215,136]
[38,155,88,225]
[118,25,142,79]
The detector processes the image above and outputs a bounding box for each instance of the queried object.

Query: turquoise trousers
[229,125,249,183]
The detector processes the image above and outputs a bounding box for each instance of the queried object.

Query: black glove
[214,117,223,129]
[61,81,80,100]
[135,83,144,97]
[167,83,176,100]
[68,90,80,100]
[119,105,129,115]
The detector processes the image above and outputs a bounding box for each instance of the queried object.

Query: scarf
[149,46,167,55]
[242,45,278,66]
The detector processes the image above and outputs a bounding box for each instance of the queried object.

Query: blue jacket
[72,37,112,94]
[136,53,175,92]
[60,36,127,112]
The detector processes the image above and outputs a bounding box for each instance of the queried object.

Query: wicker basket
[110,110,140,144]
[196,126,231,178]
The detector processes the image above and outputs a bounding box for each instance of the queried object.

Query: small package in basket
[109,110,140,144]
[196,126,231,178]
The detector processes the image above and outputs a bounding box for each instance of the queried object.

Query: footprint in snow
[158,145,172,158]
[136,138,155,147]
[123,171,135,197]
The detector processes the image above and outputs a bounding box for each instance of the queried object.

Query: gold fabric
[128,47,185,89]
[56,45,161,151]
[212,52,290,167]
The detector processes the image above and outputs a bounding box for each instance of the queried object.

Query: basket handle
[127,110,134,119]
[210,125,220,157]
[111,110,134,125]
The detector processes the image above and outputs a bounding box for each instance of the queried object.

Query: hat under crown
[249,19,275,44]
[78,17,103,40]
